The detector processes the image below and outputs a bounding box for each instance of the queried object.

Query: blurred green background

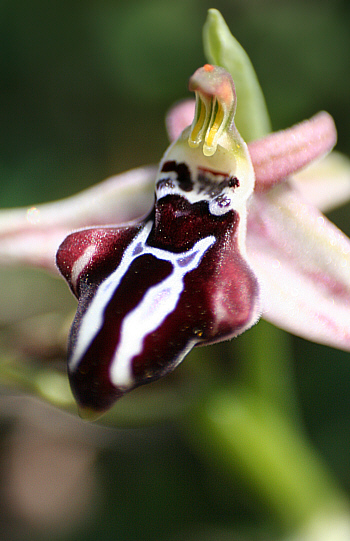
[0,1,350,540]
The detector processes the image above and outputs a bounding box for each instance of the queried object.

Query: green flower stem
[0,356,75,409]
[237,320,301,424]
[184,386,350,533]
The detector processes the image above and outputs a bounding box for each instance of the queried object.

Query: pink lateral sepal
[247,184,350,351]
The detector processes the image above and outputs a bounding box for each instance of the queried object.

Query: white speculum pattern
[69,220,215,390]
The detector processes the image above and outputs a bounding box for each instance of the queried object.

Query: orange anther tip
[203,64,214,72]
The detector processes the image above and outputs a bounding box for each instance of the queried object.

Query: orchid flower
[0,12,349,419]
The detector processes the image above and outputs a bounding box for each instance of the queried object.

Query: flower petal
[291,151,350,212]
[0,166,155,271]
[247,185,350,350]
[250,112,337,192]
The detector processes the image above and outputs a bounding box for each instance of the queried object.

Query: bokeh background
[0,1,350,540]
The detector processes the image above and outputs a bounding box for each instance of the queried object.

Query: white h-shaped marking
[69,221,215,391]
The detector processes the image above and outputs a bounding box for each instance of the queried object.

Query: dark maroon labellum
[57,192,259,413]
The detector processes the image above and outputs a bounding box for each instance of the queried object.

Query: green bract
[203,9,271,142]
